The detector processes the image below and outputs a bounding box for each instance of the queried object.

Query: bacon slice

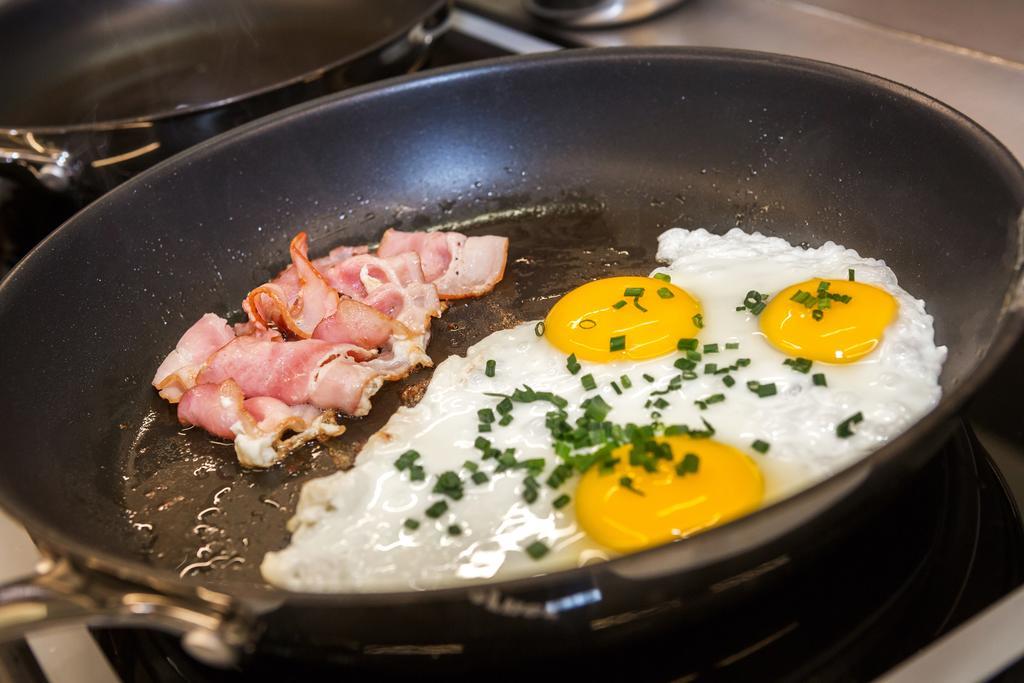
[178,380,344,468]
[197,336,382,416]
[152,313,235,403]
[312,299,433,380]
[317,252,426,300]
[312,299,402,349]
[377,229,509,299]
[245,232,339,339]
[155,228,508,469]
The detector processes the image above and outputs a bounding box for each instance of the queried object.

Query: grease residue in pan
[119,208,657,587]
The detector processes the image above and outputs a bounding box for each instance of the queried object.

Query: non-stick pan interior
[0,50,1021,589]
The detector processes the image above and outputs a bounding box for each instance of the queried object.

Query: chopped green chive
[674,358,696,371]
[722,375,736,388]
[653,273,671,282]
[613,300,627,310]
[478,423,492,433]
[546,463,573,489]
[692,313,704,329]
[485,359,496,377]
[783,357,813,374]
[523,486,538,504]
[425,501,448,518]
[643,373,655,383]
[623,287,645,297]
[726,342,740,350]
[736,358,751,367]
[478,408,495,424]
[751,440,771,454]
[703,343,719,353]
[837,412,864,438]
[566,353,581,375]
[394,450,420,471]
[747,381,778,398]
[739,290,769,316]
[653,397,670,410]
[686,350,702,361]
[657,287,675,299]
[498,413,514,426]
[812,373,828,387]
[433,471,464,500]
[695,394,725,410]
[848,268,855,281]
[448,524,462,536]
[581,373,597,391]
[619,477,645,496]
[620,375,633,388]
[812,309,824,321]
[818,280,831,293]
[463,460,479,472]
[525,541,549,560]
[583,395,612,422]
[409,465,425,482]
[497,451,518,470]
[675,452,700,475]
[677,338,699,351]
[611,381,622,395]
[553,494,571,509]
[404,518,420,530]
[474,436,491,451]
[534,321,545,337]
[471,471,489,485]
[704,363,718,375]
[610,335,626,352]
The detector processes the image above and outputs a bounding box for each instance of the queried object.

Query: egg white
[261,228,946,592]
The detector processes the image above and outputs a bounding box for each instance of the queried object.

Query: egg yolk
[759,278,898,364]
[543,276,702,362]
[574,436,764,553]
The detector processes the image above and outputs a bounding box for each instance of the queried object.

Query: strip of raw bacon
[312,299,403,349]
[197,336,383,416]
[245,232,339,339]
[152,313,235,403]
[312,299,431,380]
[377,228,509,299]
[178,381,344,468]
[317,251,427,299]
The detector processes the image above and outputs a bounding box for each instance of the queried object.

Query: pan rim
[1,45,1022,606]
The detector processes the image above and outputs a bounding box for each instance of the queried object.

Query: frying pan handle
[0,556,253,667]
[379,3,453,65]
[0,131,73,192]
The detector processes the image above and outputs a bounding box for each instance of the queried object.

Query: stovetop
[3,3,1024,681]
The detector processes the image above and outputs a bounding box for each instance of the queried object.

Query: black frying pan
[0,0,449,236]
[0,48,1021,669]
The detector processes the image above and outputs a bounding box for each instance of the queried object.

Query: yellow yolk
[574,436,764,553]
[759,278,898,364]
[543,276,702,362]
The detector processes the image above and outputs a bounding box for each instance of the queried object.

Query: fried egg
[261,228,945,592]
